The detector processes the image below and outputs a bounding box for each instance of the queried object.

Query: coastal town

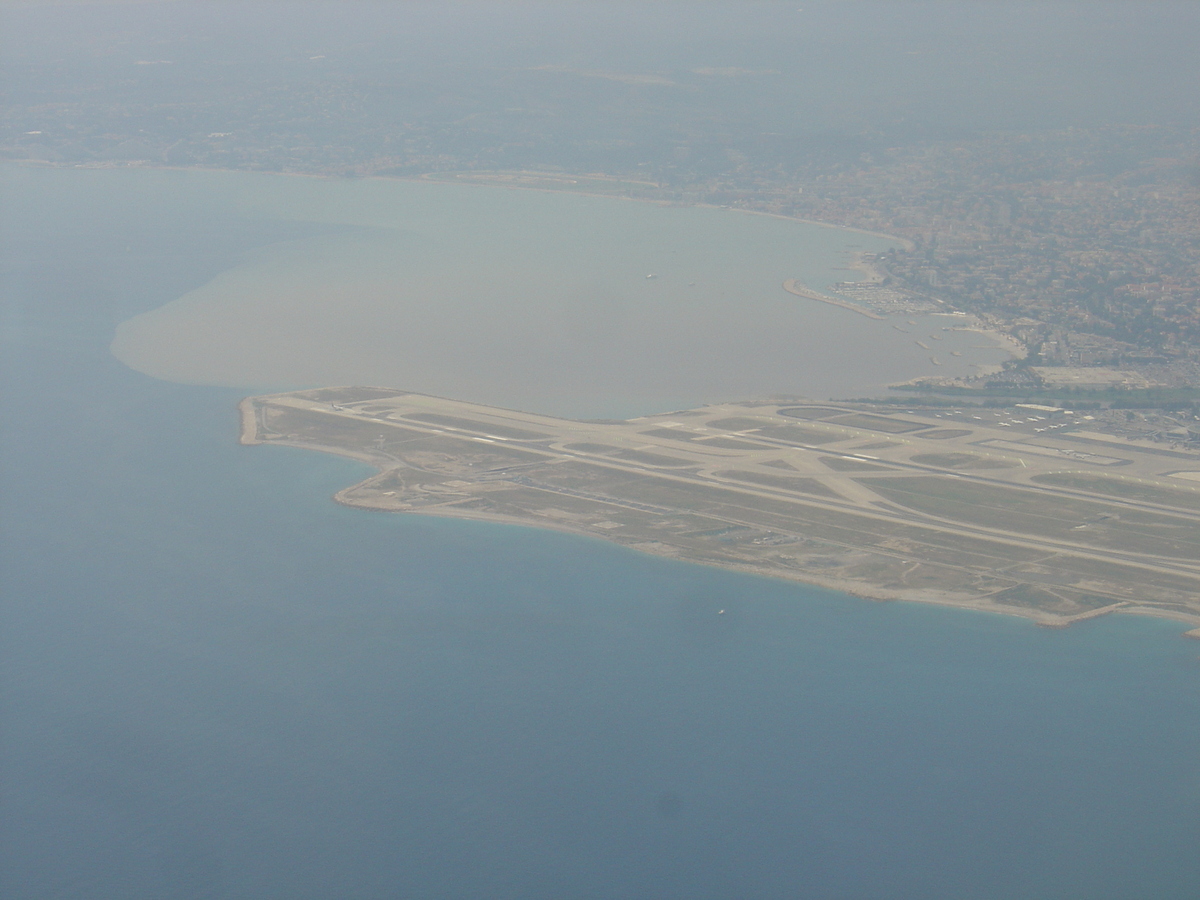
[762,129,1200,382]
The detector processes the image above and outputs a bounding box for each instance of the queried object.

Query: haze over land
[4,4,1200,899]
[6,2,1199,403]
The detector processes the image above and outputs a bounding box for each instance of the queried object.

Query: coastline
[782,279,886,320]
[951,322,1028,359]
[241,390,1200,637]
[4,158,914,258]
[238,397,261,445]
[424,168,917,250]
[331,480,1185,632]
[20,159,1160,633]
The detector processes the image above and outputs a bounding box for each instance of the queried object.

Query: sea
[2,163,1198,899]
[102,165,1010,419]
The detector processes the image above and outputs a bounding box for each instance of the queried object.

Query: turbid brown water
[109,169,1010,419]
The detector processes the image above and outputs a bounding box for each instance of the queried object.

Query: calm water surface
[101,165,1007,418]
[2,164,1199,899]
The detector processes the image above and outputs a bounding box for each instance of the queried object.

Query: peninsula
[241,387,1200,634]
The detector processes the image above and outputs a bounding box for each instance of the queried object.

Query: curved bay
[108,170,1008,418]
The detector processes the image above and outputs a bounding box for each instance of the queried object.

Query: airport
[242,386,1200,632]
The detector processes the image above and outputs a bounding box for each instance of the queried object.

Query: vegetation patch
[695,436,774,450]
[1032,472,1200,512]
[715,470,841,498]
[756,424,842,445]
[638,427,699,441]
[919,428,973,440]
[832,413,930,433]
[708,416,777,431]
[611,449,697,468]
[820,456,892,472]
[989,585,1117,614]
[305,387,406,403]
[910,452,1017,469]
[861,476,1200,558]
[777,406,850,420]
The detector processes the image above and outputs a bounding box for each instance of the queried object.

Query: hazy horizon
[4,3,1199,898]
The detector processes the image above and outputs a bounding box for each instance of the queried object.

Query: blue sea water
[2,167,1199,899]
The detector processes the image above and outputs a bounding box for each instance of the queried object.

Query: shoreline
[421,168,916,250]
[241,390,1200,638]
[782,279,886,320]
[327,469,1200,634]
[238,397,260,445]
[5,158,913,254]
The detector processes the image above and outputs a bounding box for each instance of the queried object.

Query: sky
[4,1,1200,135]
